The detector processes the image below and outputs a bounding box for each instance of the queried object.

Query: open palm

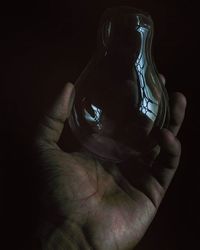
[34,82,186,249]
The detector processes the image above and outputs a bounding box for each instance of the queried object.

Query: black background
[1,0,199,249]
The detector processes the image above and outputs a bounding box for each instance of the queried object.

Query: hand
[33,80,186,250]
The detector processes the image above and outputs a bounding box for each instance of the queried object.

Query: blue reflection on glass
[135,19,158,121]
[84,104,103,129]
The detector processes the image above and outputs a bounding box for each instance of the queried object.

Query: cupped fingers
[151,129,181,190]
[168,92,187,136]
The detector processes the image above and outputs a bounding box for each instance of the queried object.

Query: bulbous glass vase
[69,6,170,163]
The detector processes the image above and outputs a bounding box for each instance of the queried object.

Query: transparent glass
[69,6,170,163]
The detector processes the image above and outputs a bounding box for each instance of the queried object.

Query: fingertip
[66,81,74,87]
[168,92,187,136]
[63,82,75,102]
[159,73,166,85]
[160,128,175,143]
[64,82,75,118]
[170,92,187,109]
[160,128,181,155]
[65,82,75,93]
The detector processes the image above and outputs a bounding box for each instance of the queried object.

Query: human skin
[32,78,186,250]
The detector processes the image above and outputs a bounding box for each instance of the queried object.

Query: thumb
[37,83,75,146]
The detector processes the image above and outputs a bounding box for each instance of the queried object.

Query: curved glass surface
[69,6,170,162]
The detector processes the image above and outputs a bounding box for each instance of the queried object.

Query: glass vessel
[69,6,170,163]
